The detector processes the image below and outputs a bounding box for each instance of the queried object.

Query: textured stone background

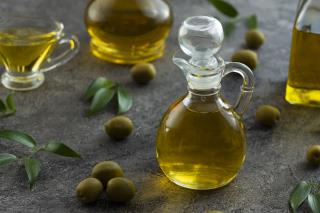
[0,0,316,212]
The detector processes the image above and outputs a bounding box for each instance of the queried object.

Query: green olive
[91,161,124,185]
[130,63,156,84]
[231,49,258,70]
[256,105,280,127]
[104,116,133,140]
[106,177,136,202]
[76,177,103,204]
[307,145,320,165]
[245,29,265,49]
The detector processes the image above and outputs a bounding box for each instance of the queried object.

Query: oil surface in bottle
[286,5,320,106]
[0,28,57,73]
[156,98,245,190]
[85,0,172,64]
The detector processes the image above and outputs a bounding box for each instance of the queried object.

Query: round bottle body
[85,0,173,64]
[156,97,246,190]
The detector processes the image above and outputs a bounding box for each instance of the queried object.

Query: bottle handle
[222,62,254,115]
[294,0,309,24]
[40,33,80,72]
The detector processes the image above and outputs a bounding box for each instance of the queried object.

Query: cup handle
[40,33,80,72]
[222,62,255,115]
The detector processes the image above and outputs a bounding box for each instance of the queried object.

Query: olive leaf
[0,129,37,148]
[308,194,320,213]
[246,14,258,29]
[6,93,16,113]
[289,181,312,212]
[84,77,115,101]
[89,87,116,115]
[117,85,133,114]
[44,141,81,158]
[0,153,17,166]
[208,0,238,18]
[24,158,41,190]
[208,0,259,37]
[223,22,236,37]
[0,93,16,116]
[0,100,6,113]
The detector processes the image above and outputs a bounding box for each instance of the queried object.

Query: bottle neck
[188,87,220,96]
[186,71,222,91]
[185,57,224,91]
[183,87,223,113]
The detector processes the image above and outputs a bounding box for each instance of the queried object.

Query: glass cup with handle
[0,16,80,91]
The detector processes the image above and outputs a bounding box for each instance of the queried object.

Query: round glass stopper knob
[178,16,224,67]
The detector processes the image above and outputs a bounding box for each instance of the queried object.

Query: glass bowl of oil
[0,16,79,91]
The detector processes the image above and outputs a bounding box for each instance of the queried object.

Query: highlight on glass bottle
[85,0,173,64]
[156,16,254,190]
[285,0,320,106]
[0,16,80,91]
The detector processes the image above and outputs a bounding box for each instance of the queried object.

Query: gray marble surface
[0,0,315,212]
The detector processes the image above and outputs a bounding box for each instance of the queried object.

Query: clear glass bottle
[84,0,173,64]
[286,0,320,106]
[156,16,254,190]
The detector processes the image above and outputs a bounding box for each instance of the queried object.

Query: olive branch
[289,181,320,213]
[0,129,81,191]
[84,77,133,116]
[208,0,258,37]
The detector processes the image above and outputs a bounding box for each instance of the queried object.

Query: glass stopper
[178,16,224,68]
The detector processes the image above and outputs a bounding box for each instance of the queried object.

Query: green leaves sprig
[207,0,258,37]
[246,14,258,29]
[84,77,133,116]
[0,93,16,116]
[0,129,81,191]
[208,0,238,18]
[289,181,320,213]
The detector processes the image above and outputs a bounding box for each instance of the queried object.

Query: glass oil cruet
[156,16,254,190]
[286,0,320,106]
[84,0,173,64]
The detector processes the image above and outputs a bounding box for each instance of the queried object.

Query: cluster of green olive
[75,63,157,204]
[104,63,156,140]
[231,29,265,70]
[76,161,136,204]
[104,63,156,141]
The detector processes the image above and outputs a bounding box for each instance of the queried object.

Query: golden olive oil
[156,98,246,190]
[286,5,320,106]
[85,0,172,64]
[0,27,57,73]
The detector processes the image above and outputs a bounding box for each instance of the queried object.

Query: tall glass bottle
[85,0,173,64]
[156,16,254,190]
[286,0,320,106]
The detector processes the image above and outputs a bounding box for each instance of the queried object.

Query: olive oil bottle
[157,97,246,189]
[156,16,254,190]
[286,0,320,106]
[85,0,173,64]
